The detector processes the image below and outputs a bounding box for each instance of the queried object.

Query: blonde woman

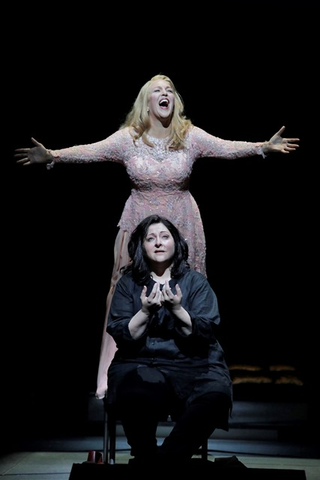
[15,74,299,399]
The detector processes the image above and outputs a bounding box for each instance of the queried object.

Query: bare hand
[14,137,53,166]
[140,283,163,314]
[161,281,182,310]
[266,126,300,154]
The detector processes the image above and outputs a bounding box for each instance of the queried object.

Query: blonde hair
[120,74,193,150]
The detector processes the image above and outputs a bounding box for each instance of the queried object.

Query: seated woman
[105,214,233,466]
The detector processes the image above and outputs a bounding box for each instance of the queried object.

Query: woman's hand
[263,126,300,155]
[161,280,182,310]
[140,282,163,314]
[162,281,192,334]
[14,137,53,166]
[129,283,163,339]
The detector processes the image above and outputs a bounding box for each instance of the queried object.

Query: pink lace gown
[50,125,264,399]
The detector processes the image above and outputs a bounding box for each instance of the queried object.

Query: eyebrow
[147,230,170,236]
[152,84,171,90]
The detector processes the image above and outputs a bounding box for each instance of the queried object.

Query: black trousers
[112,366,230,463]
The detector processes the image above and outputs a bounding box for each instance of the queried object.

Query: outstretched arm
[14,129,129,167]
[262,126,300,156]
[14,137,53,166]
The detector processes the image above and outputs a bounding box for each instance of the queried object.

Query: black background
[3,1,318,440]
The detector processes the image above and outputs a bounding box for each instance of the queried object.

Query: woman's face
[147,80,175,122]
[143,222,175,265]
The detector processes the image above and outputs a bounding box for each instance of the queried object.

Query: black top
[106,269,233,410]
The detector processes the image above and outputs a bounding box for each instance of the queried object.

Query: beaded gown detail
[51,125,264,399]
